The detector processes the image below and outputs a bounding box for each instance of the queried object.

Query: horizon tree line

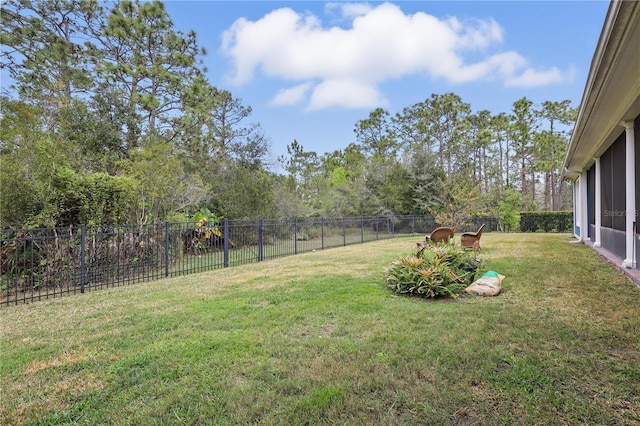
[0,0,576,230]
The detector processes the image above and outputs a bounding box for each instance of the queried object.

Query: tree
[465,110,493,190]
[534,100,576,210]
[280,140,320,205]
[490,112,511,190]
[392,100,434,154]
[422,93,471,177]
[174,80,271,188]
[117,136,185,223]
[511,97,536,207]
[432,173,481,229]
[316,144,367,216]
[354,108,399,159]
[56,98,128,173]
[499,187,522,232]
[1,97,45,227]
[94,0,204,150]
[361,160,413,216]
[406,148,445,215]
[319,143,366,182]
[207,89,270,170]
[1,0,101,127]
[210,165,275,219]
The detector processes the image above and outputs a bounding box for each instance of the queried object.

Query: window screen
[587,164,595,226]
[601,148,612,228]
[611,135,626,231]
[635,116,640,227]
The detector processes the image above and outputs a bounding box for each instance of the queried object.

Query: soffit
[563,1,640,177]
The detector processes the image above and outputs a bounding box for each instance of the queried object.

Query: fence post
[258,218,263,262]
[223,218,229,268]
[361,216,364,243]
[376,217,379,240]
[294,218,298,255]
[391,216,395,237]
[164,221,170,277]
[80,225,86,294]
[342,217,346,246]
[321,217,325,250]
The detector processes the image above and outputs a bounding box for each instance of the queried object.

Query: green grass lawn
[1,233,639,425]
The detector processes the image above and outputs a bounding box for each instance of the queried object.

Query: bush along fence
[0,215,496,306]
[519,211,573,232]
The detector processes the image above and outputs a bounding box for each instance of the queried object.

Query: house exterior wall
[573,181,580,236]
[636,115,640,267]
[587,164,595,238]
[583,132,630,260]
[568,118,640,267]
[563,0,639,269]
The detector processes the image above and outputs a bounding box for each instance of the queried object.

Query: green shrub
[384,242,480,298]
[520,211,573,232]
[499,189,522,232]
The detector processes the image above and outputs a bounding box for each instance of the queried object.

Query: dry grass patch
[26,352,88,374]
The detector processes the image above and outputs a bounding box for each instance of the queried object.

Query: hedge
[520,211,573,232]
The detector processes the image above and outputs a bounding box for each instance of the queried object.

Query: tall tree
[423,93,471,177]
[432,172,481,229]
[316,144,367,216]
[406,148,445,214]
[511,97,536,207]
[490,112,511,190]
[465,110,493,189]
[392,100,434,154]
[173,76,223,169]
[56,98,128,173]
[362,160,412,216]
[320,143,366,181]
[94,0,204,150]
[1,0,101,127]
[175,83,269,173]
[354,108,399,160]
[280,140,320,206]
[534,100,576,210]
[208,89,270,170]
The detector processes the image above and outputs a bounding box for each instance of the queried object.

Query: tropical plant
[384,242,480,298]
[192,207,223,238]
[180,207,226,254]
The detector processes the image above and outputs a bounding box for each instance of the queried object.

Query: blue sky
[162,0,610,168]
[4,1,612,169]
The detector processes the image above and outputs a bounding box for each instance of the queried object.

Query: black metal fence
[0,215,496,306]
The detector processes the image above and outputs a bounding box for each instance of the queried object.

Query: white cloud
[505,67,567,88]
[220,2,570,109]
[308,79,386,110]
[270,82,314,106]
[324,2,372,19]
[448,16,504,50]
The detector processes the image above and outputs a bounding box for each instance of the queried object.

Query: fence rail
[0,215,495,306]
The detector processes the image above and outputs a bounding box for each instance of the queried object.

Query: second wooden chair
[461,224,485,250]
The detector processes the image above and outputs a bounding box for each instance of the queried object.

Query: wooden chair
[461,224,485,250]
[417,227,455,250]
[428,227,455,244]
